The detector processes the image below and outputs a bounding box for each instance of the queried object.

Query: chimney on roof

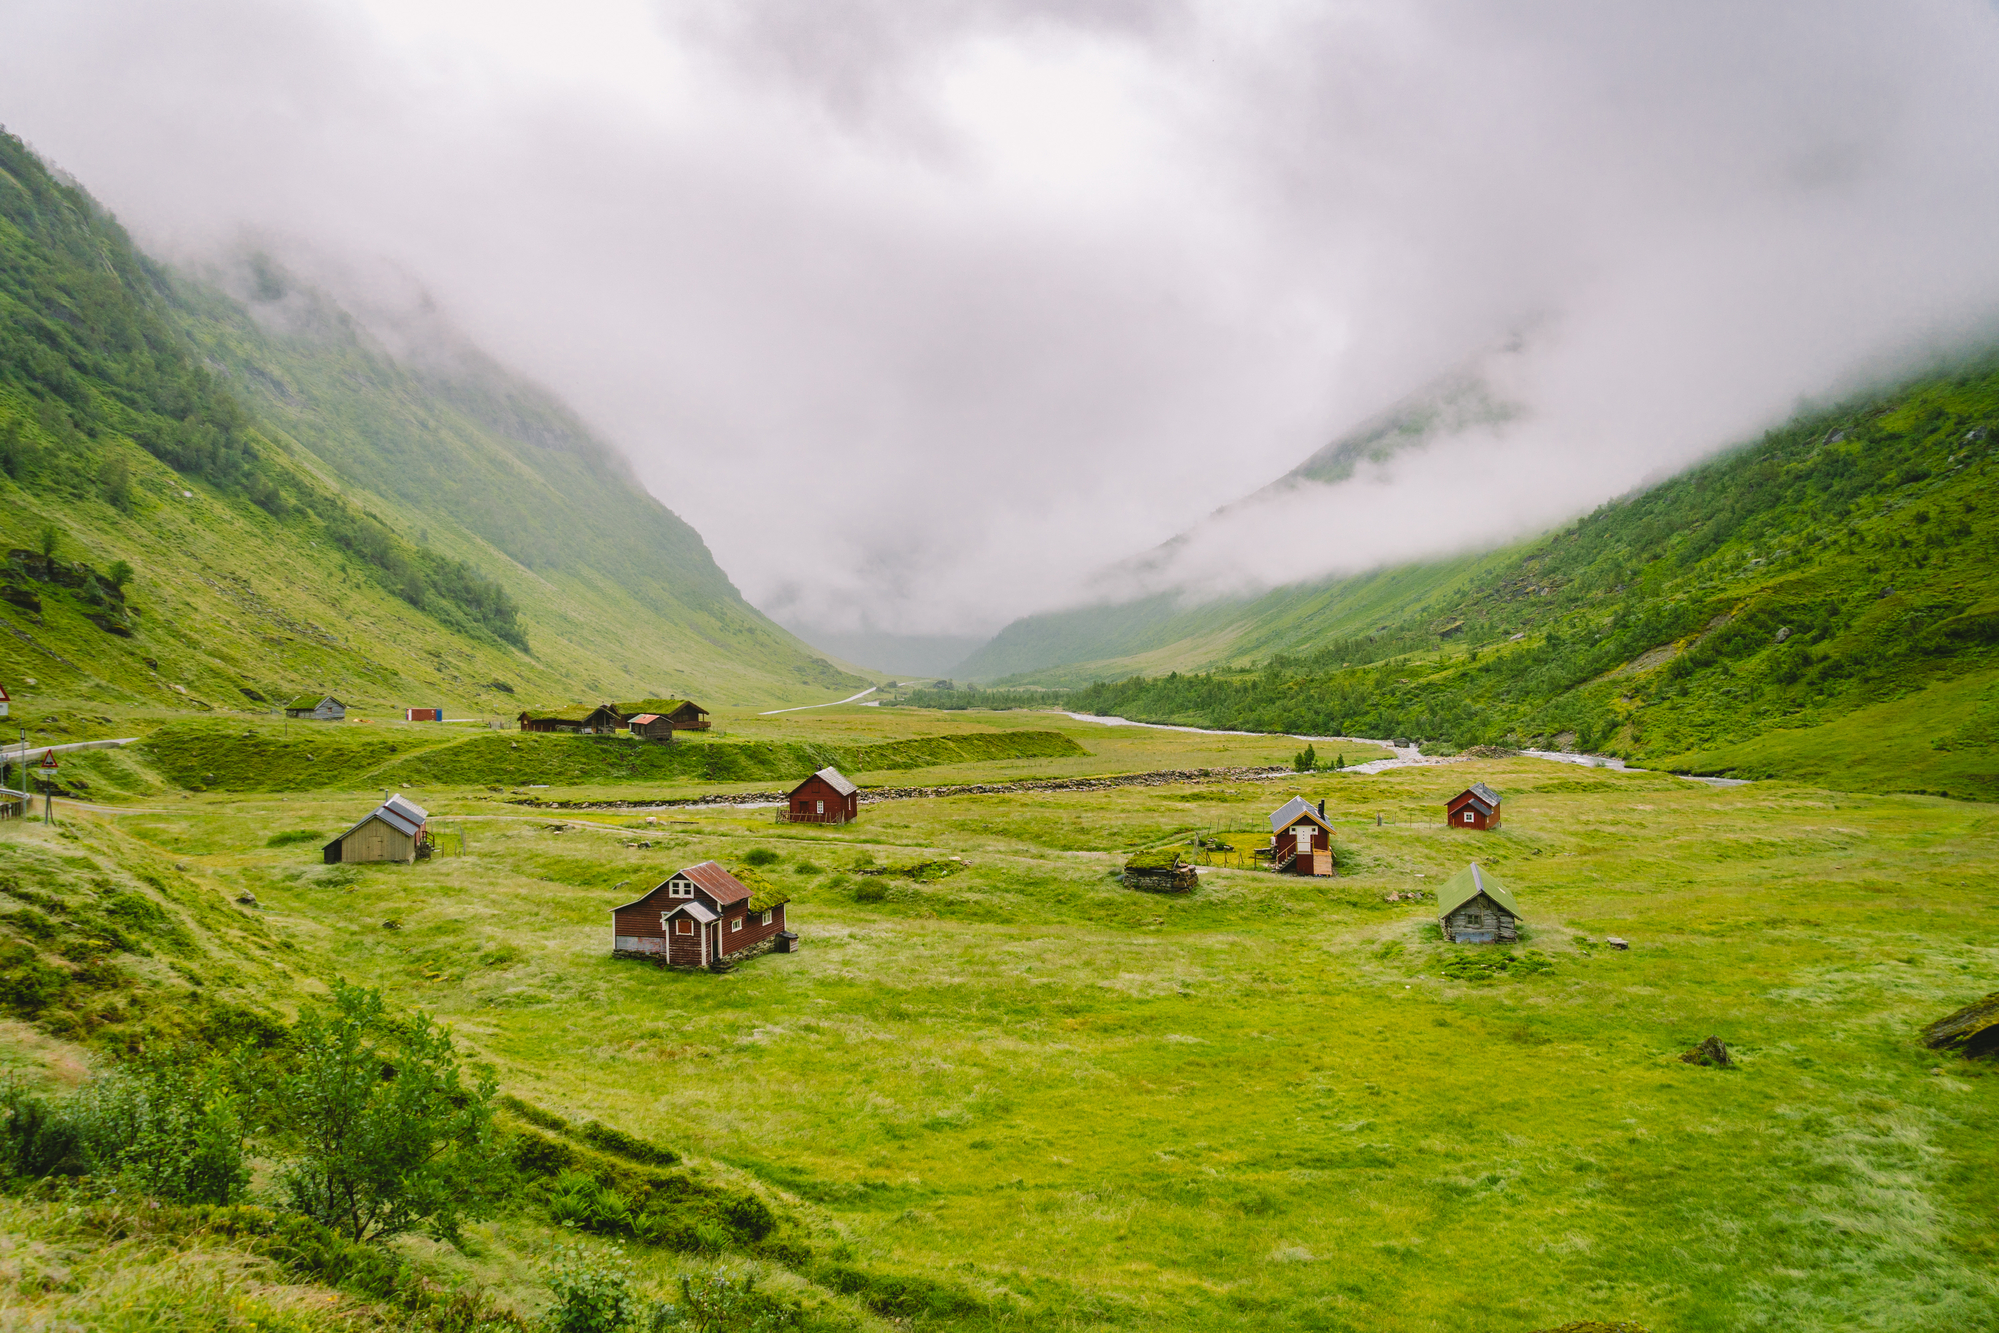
[1318,799,1325,819]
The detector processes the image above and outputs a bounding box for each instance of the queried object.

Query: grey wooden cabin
[1437,862,1520,943]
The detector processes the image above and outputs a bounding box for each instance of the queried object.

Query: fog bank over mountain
[6,1,1999,650]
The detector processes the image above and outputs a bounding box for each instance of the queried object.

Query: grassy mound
[137,721,1090,793]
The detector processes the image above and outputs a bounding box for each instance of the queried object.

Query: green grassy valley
[2,705,1995,1331]
[0,104,1997,1333]
[995,361,1999,801]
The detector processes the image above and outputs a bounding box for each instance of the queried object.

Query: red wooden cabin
[611,861,792,968]
[784,767,858,824]
[614,699,711,731]
[1268,796,1334,875]
[1446,782,1502,830]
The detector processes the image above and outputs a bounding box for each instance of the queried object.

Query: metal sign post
[37,749,57,825]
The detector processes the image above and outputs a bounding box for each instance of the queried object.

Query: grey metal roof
[663,900,718,924]
[326,793,428,847]
[804,766,857,797]
[1469,782,1501,805]
[1269,795,1332,833]
[1436,862,1521,918]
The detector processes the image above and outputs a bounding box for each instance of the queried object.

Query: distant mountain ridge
[0,127,861,716]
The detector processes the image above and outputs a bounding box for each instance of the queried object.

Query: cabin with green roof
[1437,862,1520,944]
[518,703,622,734]
[615,698,710,730]
[284,694,346,721]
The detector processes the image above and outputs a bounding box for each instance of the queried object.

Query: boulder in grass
[1922,992,1999,1058]
[1680,1035,1734,1068]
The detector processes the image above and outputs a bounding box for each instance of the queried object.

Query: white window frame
[760,910,772,925]
[816,799,824,814]
[1463,810,1474,823]
[730,916,743,932]
[668,881,692,898]
[675,919,693,935]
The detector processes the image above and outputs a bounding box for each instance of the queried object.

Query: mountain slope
[0,128,860,719]
[1061,360,1999,797]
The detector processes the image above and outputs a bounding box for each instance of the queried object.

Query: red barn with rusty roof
[611,861,792,968]
[784,767,858,824]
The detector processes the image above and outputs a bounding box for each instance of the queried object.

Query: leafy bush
[0,1080,85,1178]
[674,1271,800,1330]
[70,1055,248,1203]
[545,1244,656,1333]
[547,1169,635,1235]
[740,848,779,868]
[269,980,501,1241]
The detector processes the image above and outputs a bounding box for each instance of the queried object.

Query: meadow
[29,706,1996,1332]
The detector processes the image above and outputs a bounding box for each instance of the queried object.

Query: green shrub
[546,1169,634,1235]
[852,881,887,903]
[741,848,780,867]
[545,1244,653,1333]
[674,1271,801,1330]
[269,980,502,1242]
[71,1055,249,1203]
[0,1080,86,1178]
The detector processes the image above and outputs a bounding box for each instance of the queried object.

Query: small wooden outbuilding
[785,767,858,823]
[405,707,442,722]
[323,794,428,864]
[1268,796,1334,875]
[1447,782,1502,830]
[615,699,710,731]
[518,704,622,734]
[611,860,792,968]
[1437,862,1520,943]
[625,713,676,742]
[285,694,346,721]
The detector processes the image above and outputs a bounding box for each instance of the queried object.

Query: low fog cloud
[5,1,1999,644]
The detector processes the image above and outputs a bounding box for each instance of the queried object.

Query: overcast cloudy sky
[6,1,1999,662]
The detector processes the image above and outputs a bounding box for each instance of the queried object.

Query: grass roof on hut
[1922,991,1999,1057]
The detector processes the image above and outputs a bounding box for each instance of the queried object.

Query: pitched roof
[518,703,617,722]
[615,698,704,718]
[286,694,341,710]
[627,714,662,725]
[793,766,856,797]
[1268,795,1332,833]
[663,900,718,924]
[610,861,753,912]
[1436,862,1521,918]
[1469,781,1501,804]
[326,793,428,846]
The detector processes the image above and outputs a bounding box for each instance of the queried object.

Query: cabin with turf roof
[518,703,622,734]
[784,766,858,824]
[1268,795,1334,875]
[1437,862,1519,943]
[1446,782,1503,830]
[615,698,710,731]
[285,694,346,721]
[611,860,793,969]
[323,794,429,864]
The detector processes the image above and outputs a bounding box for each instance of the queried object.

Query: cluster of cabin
[1256,781,1522,941]
[517,698,711,740]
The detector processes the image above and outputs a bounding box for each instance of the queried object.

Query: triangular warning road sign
[37,749,57,769]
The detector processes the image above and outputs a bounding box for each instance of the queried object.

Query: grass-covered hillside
[0,127,862,723]
[1055,360,1999,799]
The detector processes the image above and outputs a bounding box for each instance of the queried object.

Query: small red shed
[611,861,792,969]
[784,767,858,824]
[1268,796,1334,875]
[1446,782,1502,830]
